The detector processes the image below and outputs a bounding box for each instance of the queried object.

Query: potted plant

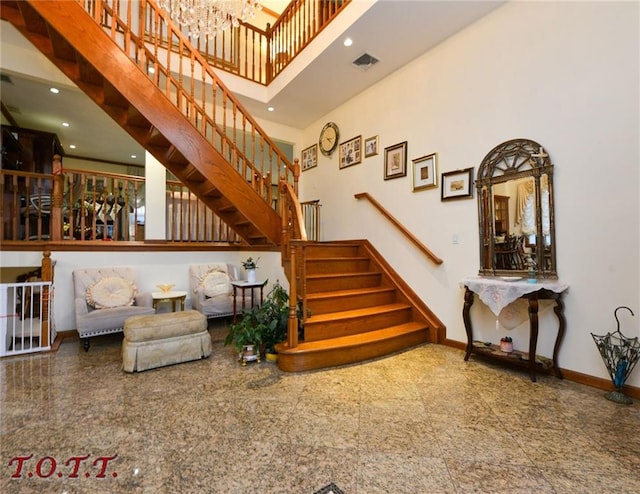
[224,280,289,364]
[260,281,289,362]
[500,336,513,353]
[242,256,259,283]
[224,305,264,365]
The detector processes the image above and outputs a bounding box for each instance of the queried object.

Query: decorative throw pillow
[86,277,136,309]
[200,270,231,298]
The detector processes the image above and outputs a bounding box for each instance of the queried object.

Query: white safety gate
[1,281,52,357]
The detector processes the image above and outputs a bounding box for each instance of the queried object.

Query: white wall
[298,1,640,385]
[1,250,286,334]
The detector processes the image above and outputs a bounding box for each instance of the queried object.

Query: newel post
[292,157,300,196]
[51,154,64,241]
[40,250,52,347]
[287,240,299,349]
[265,22,273,83]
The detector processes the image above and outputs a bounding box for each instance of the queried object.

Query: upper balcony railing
[157,0,350,85]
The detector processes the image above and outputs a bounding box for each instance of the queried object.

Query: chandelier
[158,0,262,39]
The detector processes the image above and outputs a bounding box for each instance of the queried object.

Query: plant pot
[239,344,260,365]
[247,268,257,283]
[500,341,513,353]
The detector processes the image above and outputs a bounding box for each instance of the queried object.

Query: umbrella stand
[591,306,639,404]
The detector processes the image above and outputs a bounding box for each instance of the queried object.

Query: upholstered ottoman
[122,310,211,372]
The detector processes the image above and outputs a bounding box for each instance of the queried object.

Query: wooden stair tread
[306,302,410,324]
[278,322,428,353]
[306,256,369,261]
[306,286,396,300]
[306,271,380,279]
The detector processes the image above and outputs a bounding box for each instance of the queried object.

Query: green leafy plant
[224,280,289,355]
[241,257,259,270]
[260,281,289,354]
[500,336,512,343]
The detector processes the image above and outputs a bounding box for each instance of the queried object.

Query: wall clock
[319,122,340,157]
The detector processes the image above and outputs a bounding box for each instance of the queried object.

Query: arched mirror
[476,138,557,279]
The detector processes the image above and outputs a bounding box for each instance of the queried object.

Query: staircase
[4,1,446,372]
[276,240,445,372]
[1,0,282,245]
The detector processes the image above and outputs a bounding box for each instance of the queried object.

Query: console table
[461,277,569,381]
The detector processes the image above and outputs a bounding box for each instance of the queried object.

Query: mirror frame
[476,138,557,279]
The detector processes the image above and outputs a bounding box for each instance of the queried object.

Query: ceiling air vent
[352,52,379,71]
[1,73,14,84]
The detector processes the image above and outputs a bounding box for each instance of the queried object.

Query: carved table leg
[463,286,475,361]
[232,286,238,323]
[528,295,540,382]
[552,294,566,379]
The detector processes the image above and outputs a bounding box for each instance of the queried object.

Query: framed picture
[384,141,407,180]
[339,135,362,169]
[412,153,438,191]
[301,144,318,171]
[364,135,379,158]
[441,167,474,201]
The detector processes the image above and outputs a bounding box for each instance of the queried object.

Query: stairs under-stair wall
[276,240,445,372]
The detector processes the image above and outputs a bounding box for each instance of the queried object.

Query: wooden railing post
[279,178,310,350]
[292,157,300,196]
[51,154,64,241]
[279,178,290,263]
[287,241,299,349]
[266,22,273,82]
[40,249,52,347]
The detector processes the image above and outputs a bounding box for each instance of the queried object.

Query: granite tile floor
[1,319,639,494]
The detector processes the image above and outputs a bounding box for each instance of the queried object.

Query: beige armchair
[189,263,251,320]
[73,267,155,351]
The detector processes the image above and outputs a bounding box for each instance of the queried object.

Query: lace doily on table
[461,277,569,317]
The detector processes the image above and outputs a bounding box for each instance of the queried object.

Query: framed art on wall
[384,141,407,180]
[441,167,474,200]
[412,153,438,191]
[364,135,379,158]
[301,144,318,171]
[339,135,362,169]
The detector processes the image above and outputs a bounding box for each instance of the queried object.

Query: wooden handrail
[69,0,296,206]
[354,192,443,265]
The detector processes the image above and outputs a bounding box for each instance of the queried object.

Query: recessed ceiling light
[267,106,275,112]
[49,87,60,94]
[148,67,155,74]
[61,122,70,127]
[131,154,137,159]
[69,144,76,149]
[343,37,353,47]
